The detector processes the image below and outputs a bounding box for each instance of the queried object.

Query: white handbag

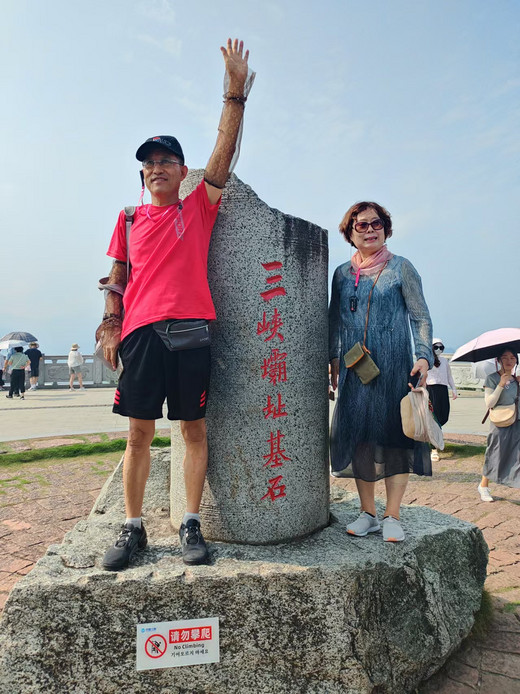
[400,386,444,450]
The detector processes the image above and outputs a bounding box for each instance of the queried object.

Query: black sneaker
[102,523,147,571]
[179,519,209,565]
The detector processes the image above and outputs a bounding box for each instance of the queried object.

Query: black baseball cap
[135,136,184,164]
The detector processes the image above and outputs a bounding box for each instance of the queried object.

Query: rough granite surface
[170,171,330,544]
[0,449,488,694]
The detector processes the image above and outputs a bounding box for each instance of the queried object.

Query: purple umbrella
[451,328,520,363]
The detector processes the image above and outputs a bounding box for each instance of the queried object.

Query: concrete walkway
[0,387,170,441]
[0,390,518,692]
[0,387,489,442]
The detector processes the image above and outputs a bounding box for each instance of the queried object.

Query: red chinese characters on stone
[261,475,287,501]
[260,261,287,302]
[263,430,292,468]
[261,348,287,386]
[256,307,284,343]
[263,393,288,419]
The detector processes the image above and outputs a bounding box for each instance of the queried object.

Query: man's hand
[95,319,121,371]
[220,38,249,91]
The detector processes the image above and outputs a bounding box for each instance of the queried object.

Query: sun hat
[135,136,184,164]
[71,343,79,349]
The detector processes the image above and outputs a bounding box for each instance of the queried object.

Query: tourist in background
[68,343,85,391]
[5,346,30,400]
[25,341,43,390]
[478,347,520,502]
[0,352,5,390]
[426,338,457,462]
[329,201,433,543]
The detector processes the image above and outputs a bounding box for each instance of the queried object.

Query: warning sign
[136,617,219,671]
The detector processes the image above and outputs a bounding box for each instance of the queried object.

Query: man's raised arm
[204,38,254,205]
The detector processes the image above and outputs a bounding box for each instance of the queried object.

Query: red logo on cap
[152,137,161,141]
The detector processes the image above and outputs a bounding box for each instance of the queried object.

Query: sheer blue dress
[329,254,433,480]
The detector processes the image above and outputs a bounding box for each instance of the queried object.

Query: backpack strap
[124,206,136,280]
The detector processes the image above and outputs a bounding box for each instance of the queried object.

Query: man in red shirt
[97,39,253,571]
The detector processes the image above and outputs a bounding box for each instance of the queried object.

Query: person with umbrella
[478,346,520,502]
[451,328,520,502]
[5,347,30,400]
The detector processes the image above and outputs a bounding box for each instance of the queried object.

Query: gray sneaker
[346,512,380,537]
[382,516,405,542]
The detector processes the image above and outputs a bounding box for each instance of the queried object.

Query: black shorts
[30,366,39,377]
[113,324,210,421]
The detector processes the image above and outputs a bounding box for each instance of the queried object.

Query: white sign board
[136,617,220,671]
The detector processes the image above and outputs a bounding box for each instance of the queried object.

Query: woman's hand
[330,358,339,390]
[409,358,429,389]
[498,368,513,388]
[452,390,458,400]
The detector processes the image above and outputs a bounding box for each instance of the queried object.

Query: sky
[1,0,518,355]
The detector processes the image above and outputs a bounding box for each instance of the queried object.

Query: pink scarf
[351,245,393,287]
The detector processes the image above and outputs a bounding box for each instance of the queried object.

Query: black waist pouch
[153,320,210,351]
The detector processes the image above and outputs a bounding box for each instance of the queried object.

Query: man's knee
[180,418,207,445]
[127,420,156,450]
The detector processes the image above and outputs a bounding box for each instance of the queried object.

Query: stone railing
[444,354,484,392]
[3,355,119,389]
[2,353,485,391]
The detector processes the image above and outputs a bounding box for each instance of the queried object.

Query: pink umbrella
[451,328,520,363]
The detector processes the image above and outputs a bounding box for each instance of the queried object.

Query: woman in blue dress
[329,202,433,542]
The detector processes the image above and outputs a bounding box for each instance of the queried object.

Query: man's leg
[102,417,155,571]
[178,418,209,565]
[124,417,156,517]
[180,418,208,513]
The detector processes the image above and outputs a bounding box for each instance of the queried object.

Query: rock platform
[0,450,488,694]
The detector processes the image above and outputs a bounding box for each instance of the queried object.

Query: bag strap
[124,206,136,280]
[482,378,520,424]
[362,261,388,352]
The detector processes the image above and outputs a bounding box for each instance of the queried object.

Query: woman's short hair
[339,201,393,247]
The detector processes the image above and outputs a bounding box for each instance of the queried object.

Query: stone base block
[0,452,488,694]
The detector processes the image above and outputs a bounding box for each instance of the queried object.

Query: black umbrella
[0,331,38,343]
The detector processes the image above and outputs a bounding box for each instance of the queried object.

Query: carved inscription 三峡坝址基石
[256,261,291,502]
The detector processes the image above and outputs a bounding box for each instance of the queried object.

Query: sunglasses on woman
[353,219,384,233]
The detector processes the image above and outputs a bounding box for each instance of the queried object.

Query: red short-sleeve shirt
[107,181,221,341]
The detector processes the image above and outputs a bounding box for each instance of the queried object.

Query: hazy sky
[1,0,518,354]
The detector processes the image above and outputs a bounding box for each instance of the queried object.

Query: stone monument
[170,172,330,544]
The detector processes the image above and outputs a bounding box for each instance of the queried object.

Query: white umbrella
[0,339,26,351]
[471,359,497,380]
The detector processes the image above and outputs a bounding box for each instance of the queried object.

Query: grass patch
[470,589,494,640]
[0,436,171,467]
[503,602,520,613]
[443,443,486,458]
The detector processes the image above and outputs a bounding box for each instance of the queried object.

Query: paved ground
[0,386,491,442]
[0,390,518,692]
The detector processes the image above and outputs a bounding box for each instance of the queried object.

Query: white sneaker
[69,388,75,392]
[383,516,405,542]
[346,512,380,537]
[478,485,494,502]
[79,387,86,390]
